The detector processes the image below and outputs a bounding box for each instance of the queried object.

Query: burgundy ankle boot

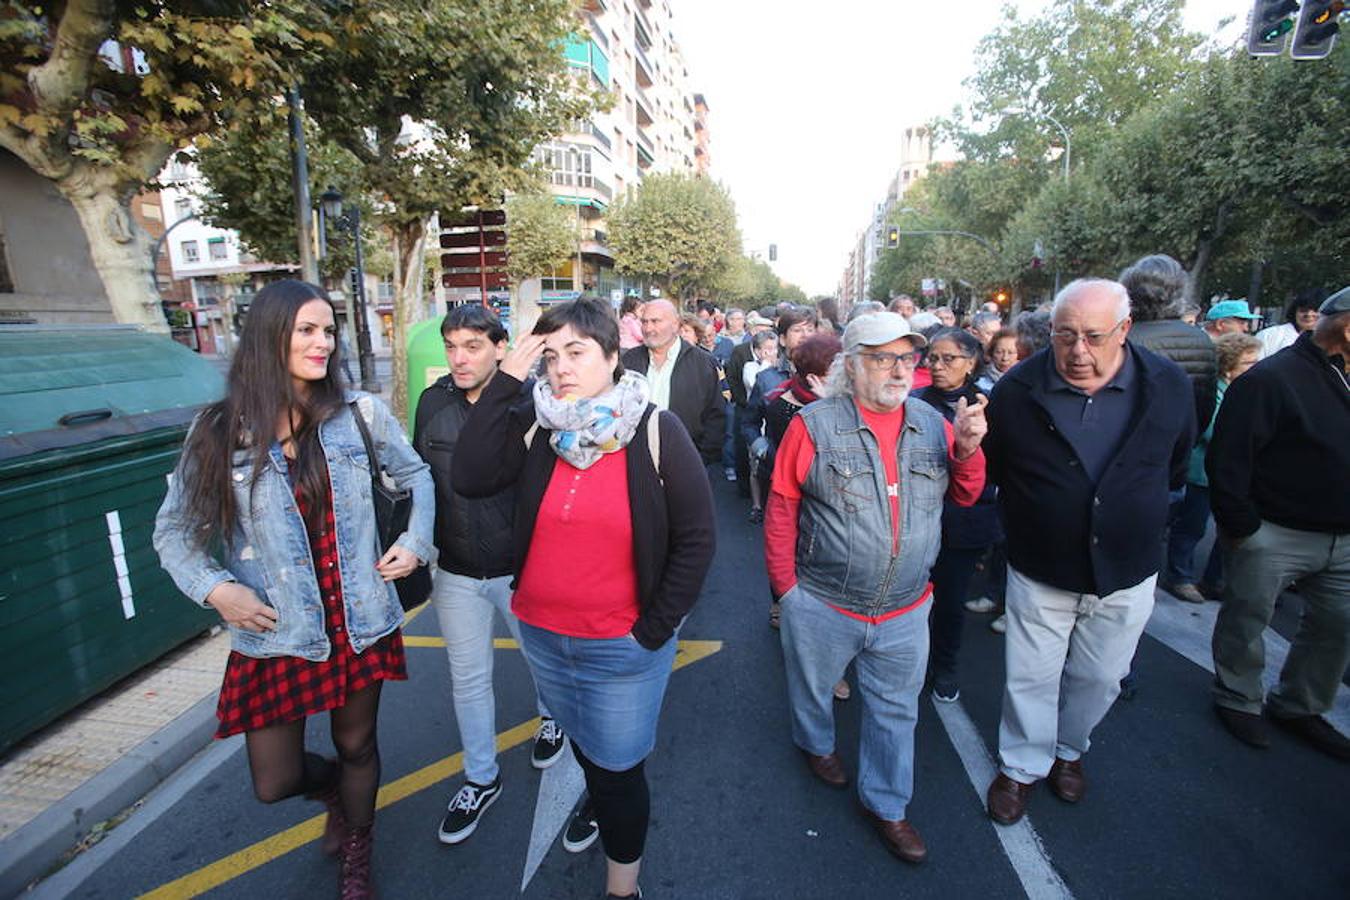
[338,825,374,900]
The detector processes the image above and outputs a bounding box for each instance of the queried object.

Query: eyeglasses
[928,352,972,366]
[1051,319,1127,348]
[858,350,920,370]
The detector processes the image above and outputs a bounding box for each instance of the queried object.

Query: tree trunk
[1186,200,1233,307]
[389,217,432,426]
[63,181,168,332]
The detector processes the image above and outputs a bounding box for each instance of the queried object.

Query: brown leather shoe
[864,809,928,863]
[1047,758,1086,803]
[860,808,928,864]
[987,773,1035,825]
[802,750,849,789]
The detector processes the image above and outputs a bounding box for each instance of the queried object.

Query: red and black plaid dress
[214,464,407,738]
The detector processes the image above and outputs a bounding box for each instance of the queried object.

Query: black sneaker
[437,776,502,844]
[1215,705,1270,748]
[562,794,599,853]
[532,717,567,770]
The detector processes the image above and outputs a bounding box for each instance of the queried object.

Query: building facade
[444,0,707,310]
[838,125,934,311]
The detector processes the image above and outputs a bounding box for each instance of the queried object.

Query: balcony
[564,37,609,88]
[634,89,654,127]
[633,42,654,87]
[586,15,609,51]
[585,121,612,153]
[636,134,654,169]
[583,0,608,13]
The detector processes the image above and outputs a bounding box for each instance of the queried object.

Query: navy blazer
[983,344,1196,596]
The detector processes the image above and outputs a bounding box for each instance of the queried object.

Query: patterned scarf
[531,371,652,470]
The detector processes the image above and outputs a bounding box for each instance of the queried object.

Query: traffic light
[768,243,777,262]
[886,226,900,250]
[1291,1,1343,59]
[1248,0,1300,56]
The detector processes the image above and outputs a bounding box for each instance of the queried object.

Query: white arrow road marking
[1145,589,1350,735]
[521,741,587,892]
[931,697,1074,900]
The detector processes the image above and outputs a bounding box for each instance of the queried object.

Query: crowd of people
[152,264,1349,897]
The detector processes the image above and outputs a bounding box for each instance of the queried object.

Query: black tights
[243,681,384,828]
[573,745,648,865]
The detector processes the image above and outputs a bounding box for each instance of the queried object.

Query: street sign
[444,271,509,289]
[441,230,507,249]
[441,251,508,270]
[442,209,507,228]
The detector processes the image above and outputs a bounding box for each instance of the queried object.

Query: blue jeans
[429,571,547,785]
[518,621,677,771]
[721,398,735,471]
[1166,483,1223,588]
[779,583,931,821]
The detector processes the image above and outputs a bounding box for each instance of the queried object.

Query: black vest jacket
[412,375,520,578]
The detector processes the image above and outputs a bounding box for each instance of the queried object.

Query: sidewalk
[0,628,230,897]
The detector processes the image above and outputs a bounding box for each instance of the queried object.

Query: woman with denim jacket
[153,280,432,900]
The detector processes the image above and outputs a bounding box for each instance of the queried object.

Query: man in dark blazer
[981,279,1196,826]
[622,298,725,465]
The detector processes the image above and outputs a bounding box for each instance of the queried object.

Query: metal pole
[287,87,319,284]
[351,206,380,392]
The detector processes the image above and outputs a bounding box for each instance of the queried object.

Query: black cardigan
[1206,332,1350,538]
[452,372,716,649]
[621,340,726,465]
[983,344,1196,596]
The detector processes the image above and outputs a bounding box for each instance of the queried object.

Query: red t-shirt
[764,400,985,621]
[513,451,640,638]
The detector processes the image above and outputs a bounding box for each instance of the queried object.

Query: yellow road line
[137,639,722,899]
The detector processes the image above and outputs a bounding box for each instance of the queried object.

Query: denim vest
[153,392,434,661]
[796,395,948,616]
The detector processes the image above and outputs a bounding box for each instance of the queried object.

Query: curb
[0,693,218,899]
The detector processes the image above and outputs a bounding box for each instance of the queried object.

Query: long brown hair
[177,280,347,548]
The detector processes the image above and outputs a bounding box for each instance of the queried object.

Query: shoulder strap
[646,407,663,485]
[350,401,380,466]
[523,422,539,449]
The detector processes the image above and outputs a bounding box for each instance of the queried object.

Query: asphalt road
[39,475,1350,900]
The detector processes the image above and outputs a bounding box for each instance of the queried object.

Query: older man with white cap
[764,312,988,864]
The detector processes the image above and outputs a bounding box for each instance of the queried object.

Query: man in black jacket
[982,279,1196,826]
[1206,286,1350,760]
[412,306,568,847]
[621,298,725,465]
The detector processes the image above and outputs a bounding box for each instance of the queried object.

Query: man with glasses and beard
[765,313,988,864]
[981,280,1195,825]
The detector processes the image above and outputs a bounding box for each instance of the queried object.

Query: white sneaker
[990,614,1007,634]
[965,597,997,614]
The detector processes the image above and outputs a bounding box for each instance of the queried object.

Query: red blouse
[513,451,641,639]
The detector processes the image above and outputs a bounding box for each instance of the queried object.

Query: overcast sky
[670,0,1245,296]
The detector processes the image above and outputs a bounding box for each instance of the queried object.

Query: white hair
[1052,278,1131,322]
[820,351,855,398]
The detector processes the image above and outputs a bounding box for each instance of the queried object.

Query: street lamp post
[1000,105,1071,294]
[319,186,381,393]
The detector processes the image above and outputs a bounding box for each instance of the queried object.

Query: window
[533,143,594,188]
[208,237,228,260]
[174,197,193,221]
[181,240,199,262]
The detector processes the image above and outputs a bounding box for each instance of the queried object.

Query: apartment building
[838,125,934,310]
[514,0,708,304]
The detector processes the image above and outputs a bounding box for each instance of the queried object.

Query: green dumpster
[0,325,225,752]
[406,317,448,436]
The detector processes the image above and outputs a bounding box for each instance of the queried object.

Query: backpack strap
[523,422,539,449]
[647,407,662,484]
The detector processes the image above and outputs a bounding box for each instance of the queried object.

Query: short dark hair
[533,296,624,383]
[696,300,717,316]
[442,304,507,344]
[1119,254,1188,322]
[790,332,843,379]
[1284,288,1324,325]
[776,305,818,338]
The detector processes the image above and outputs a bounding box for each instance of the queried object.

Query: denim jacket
[795,395,948,616]
[153,393,434,660]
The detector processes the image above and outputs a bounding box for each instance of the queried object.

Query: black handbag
[350,402,432,611]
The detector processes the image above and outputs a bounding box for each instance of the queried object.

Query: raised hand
[499,333,548,382]
[953,393,989,460]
